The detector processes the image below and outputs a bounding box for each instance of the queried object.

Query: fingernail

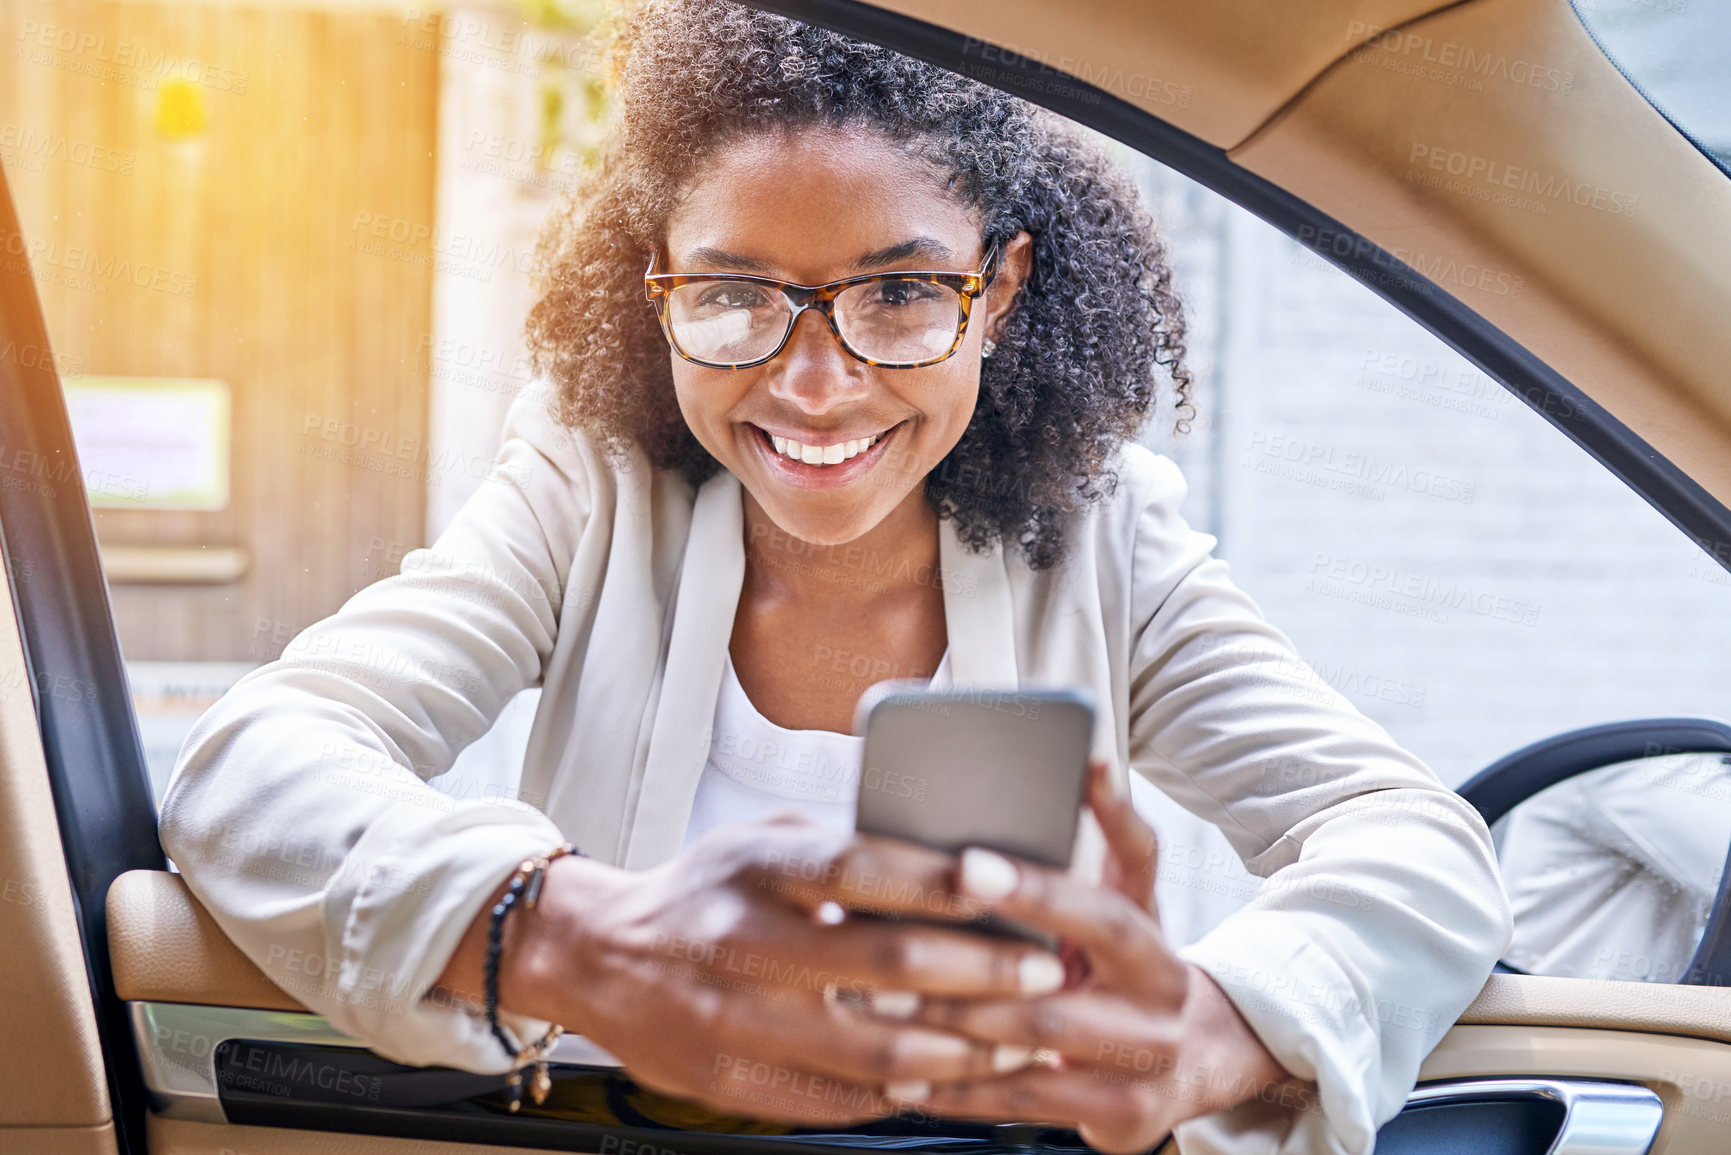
[872,990,920,1019]
[885,1079,930,1103]
[960,847,1018,901]
[1019,952,1065,995]
[992,1043,1034,1072]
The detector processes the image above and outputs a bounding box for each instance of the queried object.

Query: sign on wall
[62,377,231,510]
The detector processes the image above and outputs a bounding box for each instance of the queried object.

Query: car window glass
[1572,0,1731,169]
[5,2,1731,961]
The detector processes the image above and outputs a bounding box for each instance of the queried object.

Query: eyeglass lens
[665,277,964,365]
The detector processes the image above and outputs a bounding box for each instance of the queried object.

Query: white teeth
[769,430,887,466]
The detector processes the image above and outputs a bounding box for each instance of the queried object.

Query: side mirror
[1457,719,1731,987]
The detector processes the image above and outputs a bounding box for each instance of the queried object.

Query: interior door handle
[1404,1079,1663,1155]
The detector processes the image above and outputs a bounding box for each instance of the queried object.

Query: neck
[741,488,941,605]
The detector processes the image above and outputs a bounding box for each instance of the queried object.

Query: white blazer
[160,393,1511,1155]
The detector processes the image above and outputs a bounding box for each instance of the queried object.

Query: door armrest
[106,870,304,1012]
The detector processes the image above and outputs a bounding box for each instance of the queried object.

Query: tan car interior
[4,0,1730,1152]
[0,552,116,1152]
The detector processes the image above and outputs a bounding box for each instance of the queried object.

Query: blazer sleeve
[157,394,592,1072]
[1118,454,1513,1155]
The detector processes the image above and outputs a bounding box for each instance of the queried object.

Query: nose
[763,305,866,414]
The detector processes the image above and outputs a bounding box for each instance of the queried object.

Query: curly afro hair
[525,0,1192,569]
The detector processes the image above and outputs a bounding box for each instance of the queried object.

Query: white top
[680,652,952,849]
[160,393,1510,1155]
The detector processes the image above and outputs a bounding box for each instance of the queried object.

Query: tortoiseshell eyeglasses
[643,240,1001,369]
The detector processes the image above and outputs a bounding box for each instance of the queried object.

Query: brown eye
[868,279,944,308]
[694,283,776,311]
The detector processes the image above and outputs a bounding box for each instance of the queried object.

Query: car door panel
[106,866,1731,1154]
[0,551,118,1153]
[1421,1026,1731,1154]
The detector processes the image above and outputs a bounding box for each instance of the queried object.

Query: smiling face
[663,125,1029,548]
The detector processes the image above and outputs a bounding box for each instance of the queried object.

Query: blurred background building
[3,0,1727,945]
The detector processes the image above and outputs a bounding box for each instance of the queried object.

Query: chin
[757,500,884,548]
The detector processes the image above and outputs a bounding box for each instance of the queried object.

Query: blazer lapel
[938,516,1020,688]
[622,469,745,868]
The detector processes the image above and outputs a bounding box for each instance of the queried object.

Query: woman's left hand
[894,759,1306,1154]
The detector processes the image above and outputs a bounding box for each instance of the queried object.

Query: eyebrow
[680,236,960,278]
[852,237,958,271]
[683,246,779,274]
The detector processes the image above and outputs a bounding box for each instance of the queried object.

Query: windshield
[1573,0,1731,169]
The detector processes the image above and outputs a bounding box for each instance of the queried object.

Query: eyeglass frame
[642,238,1003,370]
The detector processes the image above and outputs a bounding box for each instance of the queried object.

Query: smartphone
[851,683,1096,945]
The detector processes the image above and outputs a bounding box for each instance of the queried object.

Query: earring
[982,338,997,359]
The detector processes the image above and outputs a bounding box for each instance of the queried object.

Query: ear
[980,230,1034,343]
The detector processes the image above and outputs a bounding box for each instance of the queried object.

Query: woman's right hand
[442,812,1068,1126]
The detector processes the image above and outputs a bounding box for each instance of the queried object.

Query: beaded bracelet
[484,842,576,1112]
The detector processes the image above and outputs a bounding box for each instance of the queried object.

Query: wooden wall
[0,0,436,661]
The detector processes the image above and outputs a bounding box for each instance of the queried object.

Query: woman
[160,3,1510,1153]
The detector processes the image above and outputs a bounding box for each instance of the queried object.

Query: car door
[3,0,1731,1153]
